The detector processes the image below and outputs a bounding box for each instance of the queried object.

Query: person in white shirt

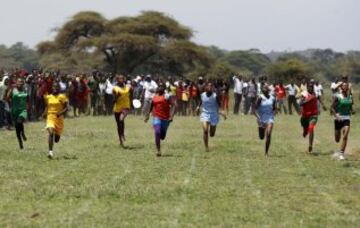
[285,82,300,115]
[314,80,327,113]
[142,75,158,115]
[232,75,243,114]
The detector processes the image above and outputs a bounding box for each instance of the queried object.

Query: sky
[0,0,359,52]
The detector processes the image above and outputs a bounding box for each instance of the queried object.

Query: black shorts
[334,119,350,131]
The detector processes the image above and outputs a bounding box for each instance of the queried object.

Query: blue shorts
[200,112,219,126]
[153,117,170,131]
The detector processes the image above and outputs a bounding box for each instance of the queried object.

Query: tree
[0,43,39,71]
[332,51,360,83]
[37,11,212,75]
[219,50,271,75]
[266,58,311,82]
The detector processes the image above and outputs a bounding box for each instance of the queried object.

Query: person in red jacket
[275,82,287,114]
[144,82,176,156]
[299,80,318,153]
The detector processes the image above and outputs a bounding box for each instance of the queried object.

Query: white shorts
[200,112,219,126]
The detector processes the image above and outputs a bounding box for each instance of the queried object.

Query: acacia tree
[38,11,212,74]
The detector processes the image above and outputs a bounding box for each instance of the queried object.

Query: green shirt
[335,93,352,117]
[11,88,27,118]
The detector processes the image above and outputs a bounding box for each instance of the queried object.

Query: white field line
[244,159,261,199]
[183,155,197,186]
[171,153,197,226]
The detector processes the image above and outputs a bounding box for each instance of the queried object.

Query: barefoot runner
[331,82,354,160]
[253,85,276,157]
[113,75,131,148]
[144,82,176,156]
[6,78,28,149]
[196,82,226,152]
[43,82,68,159]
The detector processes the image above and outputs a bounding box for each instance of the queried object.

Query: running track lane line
[171,153,197,226]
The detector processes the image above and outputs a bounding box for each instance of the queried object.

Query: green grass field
[1,111,360,227]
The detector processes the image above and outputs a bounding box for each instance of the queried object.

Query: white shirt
[233,76,243,94]
[143,80,158,99]
[105,79,114,95]
[285,84,296,96]
[314,84,323,97]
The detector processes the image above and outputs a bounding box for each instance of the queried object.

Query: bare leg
[47,128,54,151]
[308,131,314,153]
[265,123,273,156]
[202,122,210,152]
[340,126,350,153]
[15,123,23,149]
[335,130,341,143]
[258,127,265,140]
[210,125,217,137]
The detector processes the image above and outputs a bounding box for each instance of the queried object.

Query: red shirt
[275,85,286,99]
[190,86,198,98]
[176,86,183,100]
[302,93,318,118]
[152,95,171,120]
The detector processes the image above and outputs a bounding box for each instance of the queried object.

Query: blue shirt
[201,92,218,114]
[257,95,275,123]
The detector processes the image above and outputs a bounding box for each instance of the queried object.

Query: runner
[299,80,319,153]
[331,82,354,160]
[144,82,176,156]
[113,75,131,148]
[43,82,68,159]
[253,85,276,157]
[196,82,226,152]
[6,78,28,149]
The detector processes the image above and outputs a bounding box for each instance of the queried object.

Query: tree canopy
[0,42,39,71]
[37,11,212,75]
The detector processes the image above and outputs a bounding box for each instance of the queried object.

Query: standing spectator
[189,81,199,116]
[0,75,12,129]
[233,75,243,115]
[197,77,206,95]
[88,73,99,116]
[104,74,115,115]
[175,81,185,115]
[285,81,300,114]
[182,83,190,115]
[69,76,79,117]
[142,75,158,116]
[25,74,37,121]
[314,80,327,113]
[244,78,257,115]
[275,82,287,114]
[221,81,230,116]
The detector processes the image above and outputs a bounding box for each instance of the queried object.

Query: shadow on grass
[121,144,145,150]
[160,154,184,158]
[52,155,79,160]
[310,151,333,156]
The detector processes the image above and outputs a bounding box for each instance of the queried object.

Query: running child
[113,75,131,148]
[43,82,68,159]
[331,82,354,160]
[253,85,276,157]
[144,82,176,156]
[196,82,226,152]
[6,78,28,149]
[299,80,319,153]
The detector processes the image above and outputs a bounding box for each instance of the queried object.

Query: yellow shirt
[113,86,130,112]
[45,94,68,115]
